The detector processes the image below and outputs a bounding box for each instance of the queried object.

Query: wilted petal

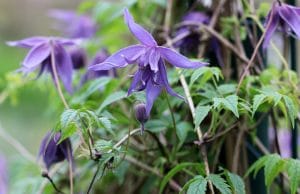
[23,43,50,69]
[278,6,300,38]
[158,46,208,68]
[158,60,184,99]
[89,45,145,71]
[7,37,47,48]
[145,81,162,116]
[124,8,157,47]
[54,43,73,93]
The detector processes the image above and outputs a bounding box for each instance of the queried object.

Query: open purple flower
[263,1,300,48]
[0,155,8,194]
[7,36,75,93]
[49,9,98,39]
[89,9,207,115]
[175,12,224,66]
[39,131,72,170]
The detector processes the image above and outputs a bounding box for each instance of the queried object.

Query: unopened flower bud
[134,103,149,134]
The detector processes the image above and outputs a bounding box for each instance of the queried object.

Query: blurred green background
[0,0,81,159]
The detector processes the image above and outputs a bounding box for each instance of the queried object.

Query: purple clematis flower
[0,155,8,194]
[39,131,73,170]
[175,12,224,66]
[7,36,76,93]
[89,9,207,115]
[263,1,300,48]
[49,9,98,39]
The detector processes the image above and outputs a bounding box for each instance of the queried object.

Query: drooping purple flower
[89,9,207,115]
[7,36,75,93]
[263,1,300,48]
[39,131,72,170]
[174,12,224,66]
[49,9,98,39]
[0,155,8,194]
[69,47,87,69]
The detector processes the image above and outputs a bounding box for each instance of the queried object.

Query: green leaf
[264,154,286,187]
[217,84,236,95]
[176,122,192,143]
[94,140,113,152]
[225,171,246,194]
[207,174,231,194]
[190,67,223,86]
[159,163,204,194]
[187,176,207,194]
[287,159,300,194]
[213,95,239,118]
[180,176,205,194]
[283,95,297,128]
[60,109,79,129]
[252,94,267,117]
[97,91,127,113]
[98,117,115,136]
[194,105,211,127]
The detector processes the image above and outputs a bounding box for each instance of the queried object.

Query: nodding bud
[134,103,149,134]
[69,47,87,69]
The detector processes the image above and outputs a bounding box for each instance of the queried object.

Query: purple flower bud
[69,47,87,70]
[134,103,149,133]
[39,131,73,170]
[0,155,8,194]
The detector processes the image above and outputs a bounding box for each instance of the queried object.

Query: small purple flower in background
[49,9,98,39]
[80,49,116,85]
[69,47,87,69]
[175,12,224,66]
[7,37,76,93]
[89,9,207,115]
[263,1,300,48]
[39,131,73,170]
[0,155,8,194]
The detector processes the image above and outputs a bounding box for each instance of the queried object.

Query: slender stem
[86,163,101,194]
[0,123,35,163]
[177,69,215,194]
[42,172,65,194]
[49,41,73,194]
[236,17,271,92]
[111,128,140,151]
[164,91,177,131]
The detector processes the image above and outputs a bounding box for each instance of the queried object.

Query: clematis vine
[39,131,73,170]
[7,37,76,93]
[89,8,207,115]
[263,0,300,48]
[49,9,98,39]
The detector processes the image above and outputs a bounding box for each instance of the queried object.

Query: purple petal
[7,37,47,48]
[263,5,280,49]
[145,81,162,116]
[158,60,184,100]
[278,5,300,38]
[23,43,50,70]
[128,69,143,95]
[89,45,145,71]
[124,8,157,46]
[158,46,208,68]
[54,43,73,93]
[148,49,160,72]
